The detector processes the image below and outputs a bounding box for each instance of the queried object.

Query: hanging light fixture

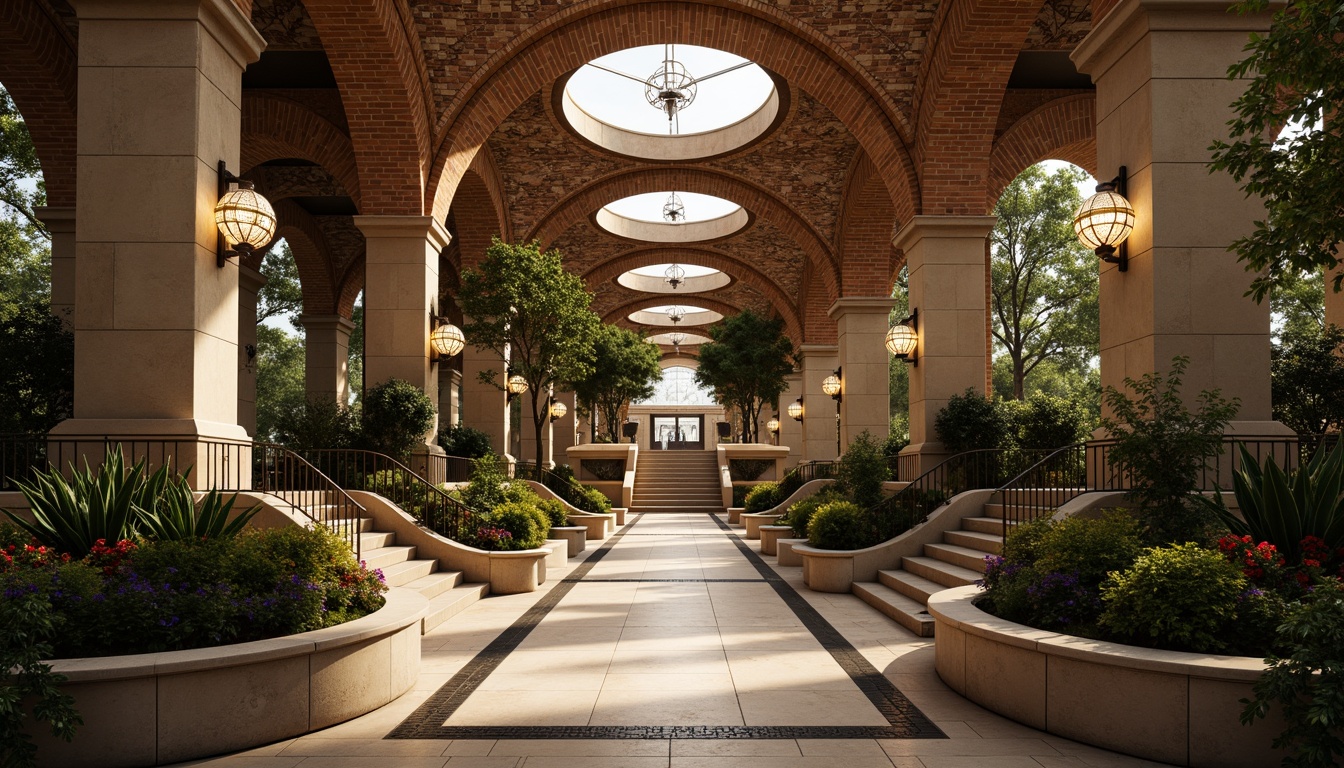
[668,331,686,354]
[666,305,686,324]
[821,369,842,400]
[506,374,529,401]
[1074,166,1135,272]
[548,400,568,422]
[767,417,780,435]
[885,309,918,365]
[214,162,276,268]
[664,262,686,288]
[583,44,756,136]
[663,193,686,223]
[787,398,804,421]
[429,307,465,361]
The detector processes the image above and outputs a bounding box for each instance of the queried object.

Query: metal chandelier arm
[684,61,752,86]
[583,62,651,85]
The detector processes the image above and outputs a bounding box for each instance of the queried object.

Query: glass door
[649,415,704,450]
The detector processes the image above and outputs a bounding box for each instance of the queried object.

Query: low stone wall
[928,586,1284,768]
[31,588,427,768]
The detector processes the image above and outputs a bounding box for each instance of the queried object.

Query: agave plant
[1198,441,1344,562]
[3,450,148,559]
[137,474,256,542]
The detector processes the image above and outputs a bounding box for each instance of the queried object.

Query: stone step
[379,558,437,587]
[633,495,723,503]
[944,529,1003,555]
[403,570,464,600]
[962,516,1012,535]
[852,581,934,637]
[878,569,947,605]
[630,506,725,515]
[996,487,1082,504]
[421,583,490,634]
[981,502,1055,521]
[361,544,418,571]
[324,517,375,534]
[925,542,993,573]
[901,555,982,589]
[359,531,396,550]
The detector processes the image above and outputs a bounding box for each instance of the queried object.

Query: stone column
[237,265,265,436]
[549,391,578,468]
[1073,0,1282,432]
[355,215,450,448]
[299,314,354,405]
[438,366,462,429]
[34,206,75,325]
[893,216,997,472]
[778,372,804,468]
[1327,263,1344,331]
[54,0,264,473]
[830,297,896,449]
[461,344,510,457]
[798,344,840,461]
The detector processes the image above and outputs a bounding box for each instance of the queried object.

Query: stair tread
[903,556,982,585]
[879,569,947,602]
[852,582,934,637]
[421,583,490,633]
[403,571,463,598]
[927,541,993,558]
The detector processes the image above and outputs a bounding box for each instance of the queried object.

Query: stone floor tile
[589,687,746,725]
[669,740,802,757]
[445,690,600,726]
[516,757,671,768]
[878,738,1062,758]
[796,738,890,756]
[488,739,670,756]
[278,738,449,756]
[442,740,498,755]
[737,690,890,726]
[669,757,898,768]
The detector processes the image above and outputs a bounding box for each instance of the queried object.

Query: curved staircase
[630,451,724,514]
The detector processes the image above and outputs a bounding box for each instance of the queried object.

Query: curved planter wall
[32,589,427,768]
[928,586,1284,768]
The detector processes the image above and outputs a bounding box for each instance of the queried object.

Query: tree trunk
[1013,352,1026,400]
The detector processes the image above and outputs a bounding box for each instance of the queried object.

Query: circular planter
[741,512,782,539]
[928,586,1284,768]
[29,588,427,768]
[759,524,792,556]
[775,538,808,566]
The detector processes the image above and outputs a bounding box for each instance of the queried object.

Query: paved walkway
[179,513,1171,768]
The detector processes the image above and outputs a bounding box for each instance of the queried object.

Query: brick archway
[530,166,840,303]
[425,0,920,228]
[837,152,899,297]
[269,200,345,318]
[987,93,1098,211]
[0,1,77,208]
[241,92,362,207]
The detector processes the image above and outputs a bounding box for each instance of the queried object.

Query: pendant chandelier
[664,263,686,289]
[666,305,685,324]
[663,192,686,223]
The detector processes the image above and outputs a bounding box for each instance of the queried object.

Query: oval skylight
[596,192,749,243]
[628,305,723,327]
[646,331,713,346]
[617,264,730,294]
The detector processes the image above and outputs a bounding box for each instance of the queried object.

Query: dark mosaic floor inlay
[387,513,945,740]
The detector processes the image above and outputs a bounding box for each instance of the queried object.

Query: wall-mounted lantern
[214,162,276,268]
[548,400,568,422]
[787,398,804,422]
[886,309,918,365]
[506,373,529,402]
[1074,166,1135,272]
[429,308,465,363]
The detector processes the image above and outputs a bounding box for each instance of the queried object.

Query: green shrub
[806,500,870,550]
[1241,580,1344,768]
[730,459,773,481]
[731,484,750,508]
[1100,355,1239,545]
[777,469,804,500]
[744,482,783,513]
[781,487,841,537]
[1014,392,1089,449]
[537,498,569,529]
[835,430,890,509]
[1100,542,1247,653]
[438,424,494,459]
[573,483,612,514]
[882,431,909,459]
[0,566,81,768]
[1033,510,1144,589]
[137,478,257,542]
[360,378,437,460]
[275,396,360,450]
[5,451,148,558]
[477,501,548,550]
[460,454,508,512]
[936,388,1010,453]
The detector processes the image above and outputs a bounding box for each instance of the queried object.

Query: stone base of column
[49,418,253,490]
[896,440,949,481]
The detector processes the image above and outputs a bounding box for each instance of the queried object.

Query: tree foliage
[569,324,662,443]
[0,295,73,434]
[1271,323,1344,436]
[990,164,1099,400]
[459,239,600,468]
[1272,267,1326,343]
[254,323,306,442]
[1208,0,1344,303]
[257,241,303,326]
[0,85,46,235]
[694,309,795,443]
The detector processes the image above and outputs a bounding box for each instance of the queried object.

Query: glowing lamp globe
[549,401,568,420]
[1073,188,1135,256]
[507,375,529,395]
[886,323,918,358]
[214,184,276,253]
[430,323,465,357]
[787,400,804,421]
[821,374,842,398]
[767,418,781,434]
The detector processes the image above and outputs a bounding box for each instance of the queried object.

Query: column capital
[33,206,75,233]
[827,296,897,321]
[354,215,453,252]
[797,344,839,359]
[238,264,267,294]
[298,313,357,334]
[70,0,266,67]
[1073,0,1272,78]
[892,215,997,251]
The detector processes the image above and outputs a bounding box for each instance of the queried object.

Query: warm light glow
[886,323,918,358]
[549,401,568,420]
[821,374,842,397]
[215,185,276,252]
[1073,188,1135,253]
[507,375,529,395]
[787,400,804,421]
[767,418,780,434]
[430,323,465,357]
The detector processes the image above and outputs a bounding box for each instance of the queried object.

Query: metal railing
[416,452,477,484]
[298,449,480,544]
[864,448,1041,543]
[0,435,364,558]
[796,460,836,483]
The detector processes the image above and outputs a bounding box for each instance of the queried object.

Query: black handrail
[298,449,481,544]
[0,435,365,559]
[415,452,478,484]
[796,460,836,483]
